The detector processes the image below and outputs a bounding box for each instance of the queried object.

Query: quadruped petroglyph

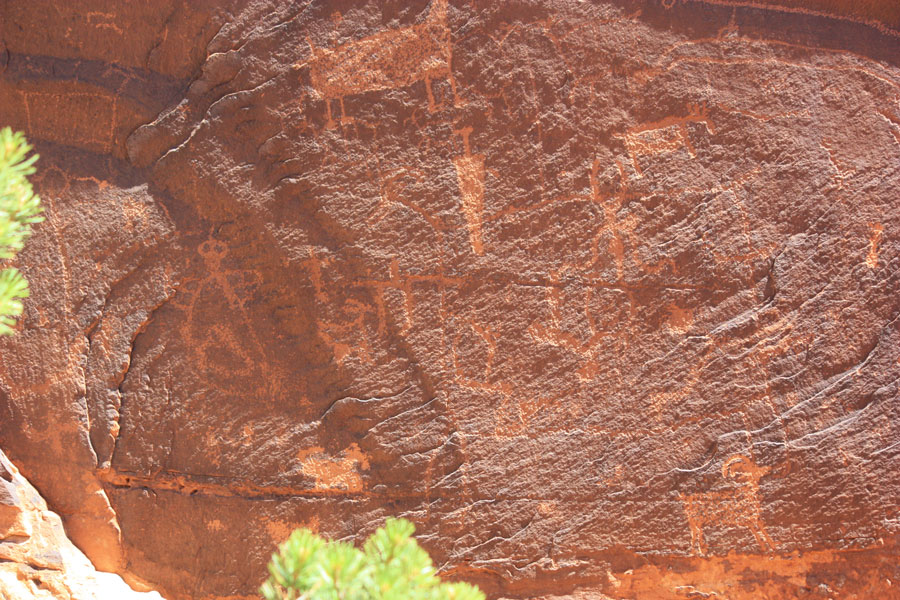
[617,103,715,177]
[302,0,460,127]
[678,455,776,555]
[296,443,370,493]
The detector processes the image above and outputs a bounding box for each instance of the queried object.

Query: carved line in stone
[688,0,900,39]
[866,222,883,269]
[453,126,486,255]
[449,317,507,394]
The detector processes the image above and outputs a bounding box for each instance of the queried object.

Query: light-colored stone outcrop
[0,451,163,600]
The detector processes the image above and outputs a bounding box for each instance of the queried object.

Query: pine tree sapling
[0,128,44,335]
[261,517,485,600]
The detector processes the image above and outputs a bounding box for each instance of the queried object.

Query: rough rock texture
[1,1,899,599]
[0,450,163,599]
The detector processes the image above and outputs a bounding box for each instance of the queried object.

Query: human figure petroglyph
[678,455,775,555]
[306,246,463,356]
[617,102,715,177]
[176,239,269,384]
[588,158,638,280]
[541,147,650,336]
[452,127,486,255]
[301,0,460,128]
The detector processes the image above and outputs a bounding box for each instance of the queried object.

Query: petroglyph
[879,107,900,146]
[527,269,610,381]
[84,11,124,35]
[21,91,117,151]
[452,127,487,255]
[665,304,694,333]
[305,240,467,366]
[618,103,715,177]
[494,396,544,436]
[450,318,508,394]
[524,167,670,355]
[588,159,638,279]
[265,516,319,544]
[494,394,574,437]
[297,443,370,493]
[678,455,775,555]
[10,5,900,597]
[866,222,883,269]
[821,138,856,189]
[302,0,459,127]
[186,239,272,381]
[368,169,447,236]
[304,248,376,366]
[649,368,701,422]
[361,258,415,336]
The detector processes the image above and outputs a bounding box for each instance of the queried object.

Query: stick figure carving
[678,455,776,555]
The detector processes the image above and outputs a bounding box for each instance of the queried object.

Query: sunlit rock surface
[0,1,898,598]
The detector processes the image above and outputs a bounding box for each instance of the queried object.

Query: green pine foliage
[0,128,43,335]
[261,517,485,600]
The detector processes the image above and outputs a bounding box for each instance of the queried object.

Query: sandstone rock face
[1,1,899,599]
[0,450,163,599]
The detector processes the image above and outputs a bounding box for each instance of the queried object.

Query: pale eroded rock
[0,451,163,600]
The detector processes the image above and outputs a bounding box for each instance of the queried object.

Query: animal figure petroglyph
[297,443,370,493]
[302,0,460,127]
[618,102,714,177]
[23,91,117,151]
[678,455,775,555]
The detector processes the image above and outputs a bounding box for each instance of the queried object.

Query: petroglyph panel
[618,104,715,177]
[2,1,900,599]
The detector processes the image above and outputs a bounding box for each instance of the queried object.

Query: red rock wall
[1,1,899,599]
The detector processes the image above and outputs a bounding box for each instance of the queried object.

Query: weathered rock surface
[0,450,163,599]
[1,1,899,599]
